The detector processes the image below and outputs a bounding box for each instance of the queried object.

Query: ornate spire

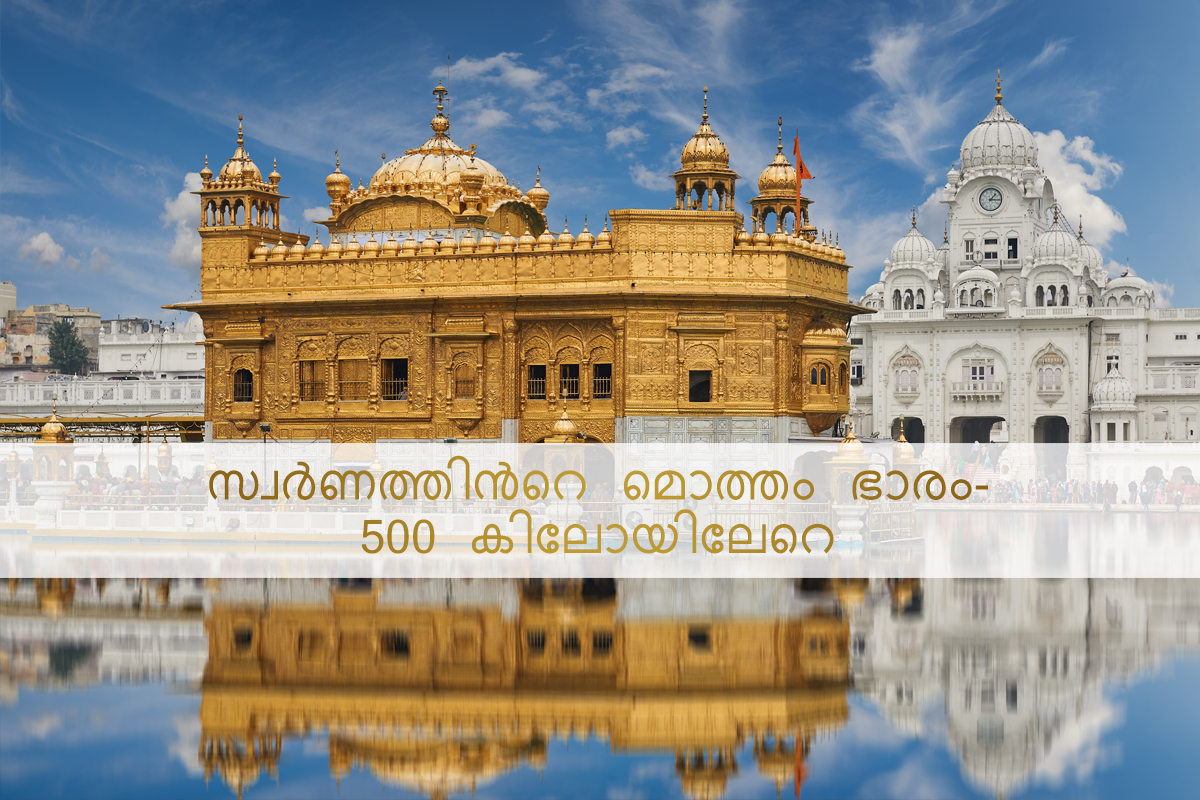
[777,115,783,153]
[702,86,709,123]
[995,70,1003,105]
[944,222,949,243]
[910,206,918,228]
[237,114,244,147]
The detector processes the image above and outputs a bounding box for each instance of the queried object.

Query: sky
[2,0,1198,322]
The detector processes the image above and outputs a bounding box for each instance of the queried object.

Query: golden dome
[363,232,382,255]
[736,225,751,245]
[401,231,418,254]
[420,233,439,254]
[289,237,306,258]
[381,231,399,255]
[498,227,517,252]
[680,87,730,170]
[527,167,550,211]
[478,230,497,252]
[267,158,281,186]
[576,218,595,248]
[325,151,351,200]
[199,154,213,182]
[218,116,264,184]
[518,227,537,252]
[345,234,363,257]
[253,239,271,258]
[758,118,797,194]
[752,229,770,245]
[307,230,325,256]
[459,231,477,252]
[270,238,289,258]
[596,215,611,246]
[893,418,916,461]
[369,83,516,206]
[39,400,71,444]
[326,235,344,256]
[438,235,457,254]
[551,409,579,438]
[838,417,864,458]
[803,316,846,343]
[537,226,557,250]
[556,218,575,248]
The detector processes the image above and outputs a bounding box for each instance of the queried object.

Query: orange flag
[794,134,813,229]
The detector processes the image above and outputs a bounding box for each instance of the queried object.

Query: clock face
[979,187,1003,211]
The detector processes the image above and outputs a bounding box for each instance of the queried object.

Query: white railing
[0,378,205,416]
[1144,368,1199,394]
[951,381,1004,400]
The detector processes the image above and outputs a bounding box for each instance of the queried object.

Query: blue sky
[2,0,1197,321]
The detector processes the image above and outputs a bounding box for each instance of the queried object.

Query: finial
[1052,204,1059,223]
[433,81,448,112]
[1078,216,1084,238]
[702,86,709,123]
[995,69,1003,104]
[237,114,243,146]
[898,415,908,443]
[334,149,340,170]
[910,206,918,228]
[381,153,386,164]
[777,115,783,152]
[583,215,588,230]
[564,215,568,232]
[204,154,208,168]
[835,233,839,247]
[313,227,320,244]
[943,222,948,243]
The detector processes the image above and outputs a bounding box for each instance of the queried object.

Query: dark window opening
[234,626,253,652]
[299,360,324,402]
[232,369,253,403]
[527,365,547,399]
[527,629,546,655]
[338,359,369,401]
[1006,681,1018,712]
[593,363,612,398]
[811,367,819,385]
[687,626,711,650]
[454,363,475,399]
[1007,238,1019,259]
[689,370,711,403]
[560,364,580,399]
[382,358,408,400]
[593,629,613,656]
[562,629,581,657]
[820,367,828,386]
[381,630,410,659]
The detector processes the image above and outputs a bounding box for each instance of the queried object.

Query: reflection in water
[2,577,1199,799]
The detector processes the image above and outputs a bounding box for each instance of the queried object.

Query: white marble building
[849,85,1200,448]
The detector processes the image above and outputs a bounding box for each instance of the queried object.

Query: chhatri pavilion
[172,83,862,443]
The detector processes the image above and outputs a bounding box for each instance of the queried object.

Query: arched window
[820,367,828,387]
[1087,295,1094,307]
[810,367,818,385]
[903,290,914,310]
[1036,286,1045,306]
[960,290,967,307]
[454,363,475,399]
[916,289,925,309]
[892,289,902,310]
[1047,285,1057,306]
[1060,285,1069,306]
[233,369,253,403]
[839,363,848,393]
[984,289,993,306]
[1107,295,1116,307]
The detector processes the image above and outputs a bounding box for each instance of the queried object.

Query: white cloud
[1030,38,1071,70]
[17,231,65,268]
[629,162,671,191]
[1035,130,1125,249]
[302,205,330,223]
[1146,279,1174,308]
[161,172,202,269]
[89,247,111,272]
[20,713,63,740]
[1,78,22,124]
[167,714,204,777]
[607,125,647,149]
[444,52,546,92]
[0,158,60,195]
[474,107,512,129]
[1034,697,1123,787]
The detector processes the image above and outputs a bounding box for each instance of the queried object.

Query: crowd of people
[981,476,1199,510]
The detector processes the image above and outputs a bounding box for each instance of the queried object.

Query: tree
[48,319,90,375]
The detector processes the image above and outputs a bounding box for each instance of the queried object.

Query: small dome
[595,217,611,246]
[478,230,497,252]
[934,287,946,304]
[889,222,937,266]
[381,232,399,255]
[1092,368,1137,410]
[438,235,457,254]
[253,240,271,258]
[307,230,325,257]
[752,229,770,245]
[946,164,961,186]
[199,155,213,182]
[289,238,307,258]
[183,313,204,334]
[957,265,999,284]
[864,282,884,298]
[267,158,281,186]
[363,232,382,255]
[218,116,263,184]
[550,409,579,438]
[576,219,595,248]
[680,88,730,170]
[270,239,289,258]
[1034,210,1079,263]
[803,317,845,343]
[401,231,418,255]
[420,234,438,254]
[556,218,575,249]
[345,235,363,257]
[838,419,864,458]
[527,169,550,212]
[325,152,351,200]
[1105,267,1153,299]
[518,228,537,251]
[735,226,751,245]
[498,228,517,252]
[536,227,556,250]
[326,236,344,257]
[459,231,477,252]
[757,126,796,194]
[39,405,70,443]
[959,85,1038,173]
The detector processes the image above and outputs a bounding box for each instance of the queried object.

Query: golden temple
[171,83,862,442]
